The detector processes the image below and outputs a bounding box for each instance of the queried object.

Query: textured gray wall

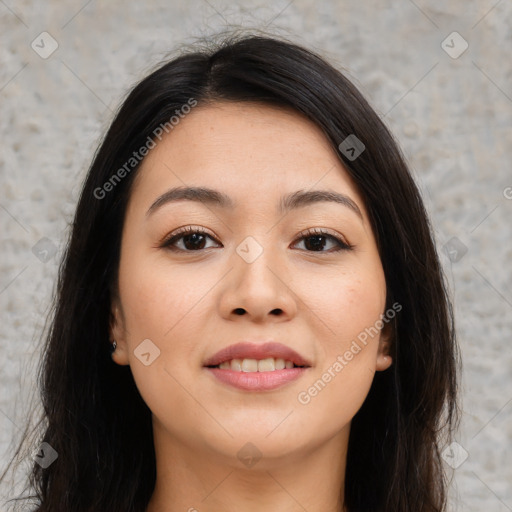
[1,1,511,510]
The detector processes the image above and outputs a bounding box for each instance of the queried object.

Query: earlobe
[376,353,393,371]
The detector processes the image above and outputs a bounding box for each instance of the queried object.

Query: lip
[203,341,311,392]
[206,367,308,391]
[203,341,311,368]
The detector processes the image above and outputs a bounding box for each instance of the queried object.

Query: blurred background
[1,1,511,510]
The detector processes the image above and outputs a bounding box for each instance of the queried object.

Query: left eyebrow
[279,189,362,219]
[146,186,363,220]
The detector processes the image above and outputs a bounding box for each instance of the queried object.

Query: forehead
[129,101,366,216]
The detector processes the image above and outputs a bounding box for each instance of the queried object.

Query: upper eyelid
[159,225,217,247]
[164,226,345,240]
[297,227,347,241]
[161,226,351,249]
[295,228,353,249]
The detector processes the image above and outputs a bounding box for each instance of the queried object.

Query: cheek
[290,263,386,432]
[118,253,212,341]
[294,277,385,430]
[294,263,386,347]
[116,254,209,431]
[294,350,376,443]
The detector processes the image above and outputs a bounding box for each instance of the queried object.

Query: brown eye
[292,228,353,252]
[160,227,221,252]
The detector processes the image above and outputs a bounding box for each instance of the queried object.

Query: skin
[110,102,393,512]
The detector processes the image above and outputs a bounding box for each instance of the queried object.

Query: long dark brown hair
[2,31,461,511]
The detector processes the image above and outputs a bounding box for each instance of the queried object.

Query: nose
[218,242,298,323]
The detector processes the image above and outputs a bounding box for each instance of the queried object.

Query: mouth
[203,341,311,391]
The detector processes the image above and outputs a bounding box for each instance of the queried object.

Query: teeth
[216,357,299,372]
[275,358,286,370]
[241,358,258,372]
[258,358,275,372]
[231,359,242,371]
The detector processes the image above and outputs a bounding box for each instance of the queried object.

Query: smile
[203,341,311,391]
[205,357,309,391]
[212,357,303,372]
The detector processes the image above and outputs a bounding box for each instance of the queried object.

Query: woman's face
[111,101,392,464]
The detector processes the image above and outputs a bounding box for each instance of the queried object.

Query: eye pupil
[305,235,327,251]
[183,233,206,250]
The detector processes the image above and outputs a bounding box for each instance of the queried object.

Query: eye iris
[305,235,327,251]
[183,233,206,250]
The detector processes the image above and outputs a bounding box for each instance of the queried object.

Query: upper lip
[203,341,312,367]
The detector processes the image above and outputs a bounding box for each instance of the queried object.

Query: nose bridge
[219,233,297,321]
[235,234,283,293]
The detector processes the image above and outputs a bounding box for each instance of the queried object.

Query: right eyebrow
[146,186,235,217]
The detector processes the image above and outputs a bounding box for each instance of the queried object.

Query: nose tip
[220,254,297,323]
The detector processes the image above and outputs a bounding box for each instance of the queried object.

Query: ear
[375,318,393,372]
[109,297,130,366]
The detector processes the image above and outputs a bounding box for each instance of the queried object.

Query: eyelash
[159,225,354,253]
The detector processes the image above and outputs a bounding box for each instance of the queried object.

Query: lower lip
[205,367,308,391]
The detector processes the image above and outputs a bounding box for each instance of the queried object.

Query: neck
[145,417,350,512]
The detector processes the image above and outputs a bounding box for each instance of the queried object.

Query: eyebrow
[146,186,363,219]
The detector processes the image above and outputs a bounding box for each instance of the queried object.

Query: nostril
[233,308,245,315]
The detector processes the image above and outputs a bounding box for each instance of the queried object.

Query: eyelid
[292,227,353,250]
[158,225,220,248]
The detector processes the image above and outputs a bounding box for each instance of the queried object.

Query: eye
[292,228,353,252]
[159,226,221,252]
[159,226,353,253]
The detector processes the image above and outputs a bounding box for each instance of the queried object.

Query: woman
[3,32,461,511]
